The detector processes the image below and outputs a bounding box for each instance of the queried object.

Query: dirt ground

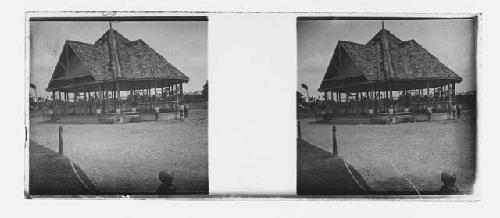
[299,113,476,194]
[29,110,208,195]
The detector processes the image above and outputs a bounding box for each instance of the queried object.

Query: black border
[30,16,208,22]
[297,16,478,21]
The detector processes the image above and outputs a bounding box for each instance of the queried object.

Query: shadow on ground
[28,141,98,196]
[297,138,371,195]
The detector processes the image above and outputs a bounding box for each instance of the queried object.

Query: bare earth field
[29,110,208,195]
[299,113,476,194]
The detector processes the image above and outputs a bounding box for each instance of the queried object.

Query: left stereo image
[27,16,209,197]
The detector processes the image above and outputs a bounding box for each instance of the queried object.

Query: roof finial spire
[382,20,385,30]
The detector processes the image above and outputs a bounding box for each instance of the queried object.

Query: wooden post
[117,82,121,113]
[330,91,334,115]
[336,92,340,114]
[452,83,456,103]
[73,92,77,115]
[389,82,393,112]
[52,91,56,120]
[338,92,342,115]
[180,83,184,103]
[448,84,453,119]
[65,92,69,116]
[105,90,109,113]
[154,80,158,101]
[323,91,328,116]
[297,120,302,139]
[365,91,369,114]
[83,91,87,115]
[371,85,375,113]
[345,93,349,115]
[355,92,359,115]
[112,83,116,112]
[58,125,64,155]
[57,91,61,116]
[426,81,430,106]
[99,85,103,112]
[147,82,151,111]
[332,125,338,156]
[175,84,179,112]
[448,84,453,114]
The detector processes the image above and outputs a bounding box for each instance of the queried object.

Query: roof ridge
[338,40,365,46]
[66,40,97,47]
[94,28,131,47]
[366,28,403,46]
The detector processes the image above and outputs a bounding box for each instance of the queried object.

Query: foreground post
[58,125,64,155]
[297,120,302,139]
[332,125,338,156]
[179,104,185,119]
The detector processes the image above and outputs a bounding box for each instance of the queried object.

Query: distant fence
[456,92,476,110]
[187,101,208,110]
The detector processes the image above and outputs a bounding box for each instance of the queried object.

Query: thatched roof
[47,28,189,91]
[319,29,462,92]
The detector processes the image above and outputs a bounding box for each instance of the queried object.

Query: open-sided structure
[46,24,189,117]
[319,24,462,115]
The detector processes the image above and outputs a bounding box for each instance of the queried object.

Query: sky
[297,19,477,98]
[30,20,207,97]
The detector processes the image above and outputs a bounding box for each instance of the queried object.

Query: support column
[452,83,456,103]
[52,91,56,120]
[355,92,359,115]
[330,91,334,115]
[180,83,184,103]
[336,92,339,114]
[99,85,103,114]
[384,89,388,113]
[117,82,121,113]
[112,83,116,112]
[371,85,375,114]
[73,92,77,115]
[426,81,430,107]
[448,84,453,113]
[58,91,62,116]
[83,92,87,115]
[365,91,369,114]
[154,81,157,97]
[345,92,349,115]
[65,92,69,116]
[339,92,343,115]
[176,83,180,112]
[105,90,109,113]
[147,82,151,111]
[389,82,393,112]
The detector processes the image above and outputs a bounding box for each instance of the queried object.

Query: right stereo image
[296,17,478,197]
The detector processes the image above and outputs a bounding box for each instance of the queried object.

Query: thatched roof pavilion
[318,25,463,116]
[47,27,189,92]
[46,24,189,117]
[319,28,462,93]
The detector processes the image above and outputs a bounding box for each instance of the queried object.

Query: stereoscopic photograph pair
[26,14,477,198]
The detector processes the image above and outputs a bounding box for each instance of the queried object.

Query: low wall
[413,112,453,122]
[141,112,181,121]
[186,102,208,110]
